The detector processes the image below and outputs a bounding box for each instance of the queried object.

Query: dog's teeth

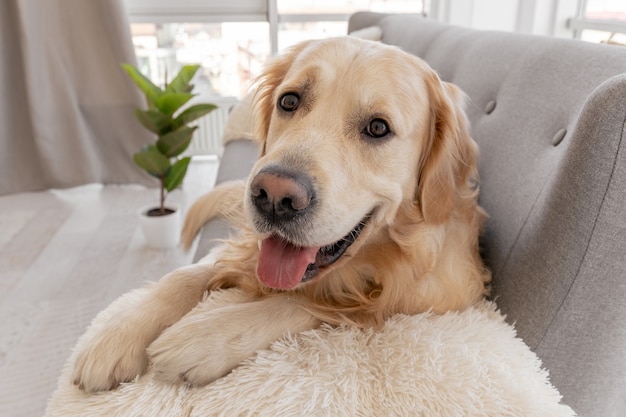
[258,240,262,250]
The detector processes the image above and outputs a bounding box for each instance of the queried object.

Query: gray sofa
[195,12,626,417]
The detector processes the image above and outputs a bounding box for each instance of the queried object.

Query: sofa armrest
[214,139,259,186]
[192,138,259,262]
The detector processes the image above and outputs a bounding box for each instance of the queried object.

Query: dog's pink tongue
[257,236,319,290]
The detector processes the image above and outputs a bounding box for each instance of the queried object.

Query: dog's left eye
[278,93,300,112]
[364,118,390,139]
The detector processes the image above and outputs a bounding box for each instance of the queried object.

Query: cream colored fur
[71,37,492,393]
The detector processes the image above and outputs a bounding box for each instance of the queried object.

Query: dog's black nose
[250,169,313,222]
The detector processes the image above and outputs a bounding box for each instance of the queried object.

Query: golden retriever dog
[72,36,491,392]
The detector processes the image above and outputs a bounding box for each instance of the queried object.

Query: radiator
[185,96,239,157]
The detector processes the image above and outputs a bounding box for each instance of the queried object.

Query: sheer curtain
[0,0,153,195]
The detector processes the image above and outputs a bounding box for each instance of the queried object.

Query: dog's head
[244,37,479,290]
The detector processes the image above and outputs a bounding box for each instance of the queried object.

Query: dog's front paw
[147,295,318,387]
[147,319,243,387]
[72,324,151,392]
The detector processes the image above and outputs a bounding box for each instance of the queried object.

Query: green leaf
[173,103,217,128]
[121,64,163,106]
[133,145,171,178]
[166,65,200,94]
[155,93,194,116]
[156,126,197,157]
[134,109,174,135]
[164,157,191,192]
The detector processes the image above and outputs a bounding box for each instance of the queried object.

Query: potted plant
[122,63,217,248]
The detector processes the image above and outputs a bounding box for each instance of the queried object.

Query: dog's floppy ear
[418,74,479,225]
[252,41,311,156]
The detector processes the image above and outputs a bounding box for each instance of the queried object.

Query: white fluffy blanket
[45,288,575,417]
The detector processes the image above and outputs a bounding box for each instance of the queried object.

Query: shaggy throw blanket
[45,288,575,417]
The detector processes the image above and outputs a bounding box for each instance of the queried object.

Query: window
[130,22,270,98]
[570,0,626,45]
[126,0,425,99]
[276,0,425,50]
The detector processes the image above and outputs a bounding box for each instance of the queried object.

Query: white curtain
[0,0,154,195]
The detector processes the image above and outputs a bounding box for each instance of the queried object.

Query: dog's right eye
[278,93,300,112]
[364,118,390,139]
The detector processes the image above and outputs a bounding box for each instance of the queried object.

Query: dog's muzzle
[250,166,372,290]
[250,166,315,225]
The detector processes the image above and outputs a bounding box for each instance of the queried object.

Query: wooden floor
[0,158,219,417]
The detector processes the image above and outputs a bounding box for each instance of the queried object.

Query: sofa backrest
[349,12,626,417]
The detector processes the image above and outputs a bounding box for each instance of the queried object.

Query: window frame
[568,0,626,39]
[125,0,425,55]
